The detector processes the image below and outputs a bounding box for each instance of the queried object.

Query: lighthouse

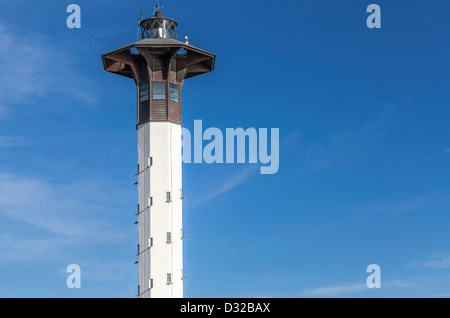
[102,7,215,298]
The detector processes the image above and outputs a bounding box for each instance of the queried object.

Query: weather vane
[153,2,163,15]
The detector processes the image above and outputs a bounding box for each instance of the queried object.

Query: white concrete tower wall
[137,122,183,298]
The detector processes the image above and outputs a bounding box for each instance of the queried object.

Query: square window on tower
[167,273,172,284]
[166,232,172,243]
[166,191,171,202]
[152,82,166,100]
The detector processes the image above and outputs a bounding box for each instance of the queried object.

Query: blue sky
[0,0,449,297]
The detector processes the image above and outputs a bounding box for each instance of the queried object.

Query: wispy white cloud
[0,136,26,147]
[422,257,450,269]
[411,254,450,270]
[189,167,257,206]
[303,106,395,173]
[73,260,134,283]
[0,233,63,260]
[0,173,135,263]
[360,190,450,215]
[0,23,97,105]
[300,280,411,297]
[301,283,368,297]
[0,174,130,239]
[425,147,450,160]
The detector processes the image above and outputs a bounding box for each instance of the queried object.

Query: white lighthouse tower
[102,7,215,298]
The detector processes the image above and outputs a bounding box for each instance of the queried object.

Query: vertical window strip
[139,82,149,102]
[169,83,179,102]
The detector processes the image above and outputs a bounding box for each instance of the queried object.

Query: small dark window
[169,83,179,102]
[152,82,166,100]
[148,237,153,248]
[166,191,171,202]
[167,273,172,284]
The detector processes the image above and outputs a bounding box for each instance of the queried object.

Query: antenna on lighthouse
[136,10,144,41]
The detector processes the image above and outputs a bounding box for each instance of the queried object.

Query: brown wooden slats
[170,59,177,72]
[107,52,140,84]
[152,56,167,80]
[106,61,126,72]
[187,62,210,73]
[169,72,177,82]
[151,100,167,121]
[168,100,181,124]
[105,58,116,69]
[138,100,150,123]
[169,59,177,82]
[139,63,149,84]
[176,51,211,71]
